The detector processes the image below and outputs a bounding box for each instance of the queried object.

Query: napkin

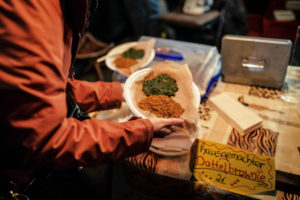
[151,132,195,152]
[209,92,263,135]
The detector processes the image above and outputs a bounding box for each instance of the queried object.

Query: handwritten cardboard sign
[193,139,275,195]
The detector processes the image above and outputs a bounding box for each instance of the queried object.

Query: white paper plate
[105,42,155,75]
[124,68,200,157]
[124,68,201,119]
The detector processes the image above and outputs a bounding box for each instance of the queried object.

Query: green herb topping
[122,48,144,59]
[142,74,178,97]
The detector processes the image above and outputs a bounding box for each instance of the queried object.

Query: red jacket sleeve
[67,79,123,113]
[0,0,153,170]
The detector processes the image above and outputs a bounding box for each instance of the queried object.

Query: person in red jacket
[0,0,183,199]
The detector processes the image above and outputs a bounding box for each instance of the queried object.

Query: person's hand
[149,118,184,136]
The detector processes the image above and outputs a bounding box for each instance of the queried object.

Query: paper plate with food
[105,38,155,76]
[124,61,201,156]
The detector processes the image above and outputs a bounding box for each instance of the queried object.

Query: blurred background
[75,0,300,81]
[86,0,299,45]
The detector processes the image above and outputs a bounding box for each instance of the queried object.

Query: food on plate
[114,56,137,68]
[142,74,178,97]
[138,72,183,118]
[115,38,155,76]
[122,48,145,59]
[128,61,199,137]
[124,61,200,156]
[138,95,184,118]
[113,47,144,69]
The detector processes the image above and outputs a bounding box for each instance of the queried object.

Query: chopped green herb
[142,74,178,97]
[122,48,144,59]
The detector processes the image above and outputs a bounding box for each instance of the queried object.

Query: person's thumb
[150,118,184,132]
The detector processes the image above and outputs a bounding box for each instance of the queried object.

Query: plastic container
[139,36,221,98]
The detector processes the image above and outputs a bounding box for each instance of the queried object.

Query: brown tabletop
[122,66,300,199]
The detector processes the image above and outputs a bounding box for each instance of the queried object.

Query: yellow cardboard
[193,139,275,195]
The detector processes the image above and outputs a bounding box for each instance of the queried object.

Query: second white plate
[105,42,155,76]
